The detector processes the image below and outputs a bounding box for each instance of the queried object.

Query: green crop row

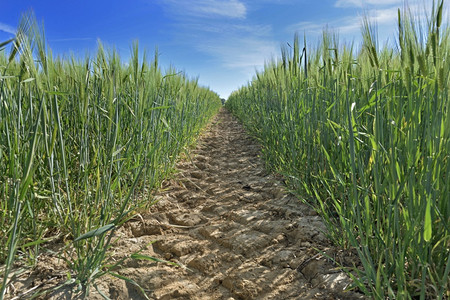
[226,1,449,299]
[0,12,221,298]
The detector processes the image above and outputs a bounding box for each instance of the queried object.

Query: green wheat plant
[0,12,221,299]
[227,1,449,298]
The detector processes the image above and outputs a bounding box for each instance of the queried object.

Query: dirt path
[7,109,364,299]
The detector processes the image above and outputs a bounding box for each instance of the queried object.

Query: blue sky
[0,0,437,98]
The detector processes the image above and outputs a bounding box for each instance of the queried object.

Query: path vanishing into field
[13,108,365,300]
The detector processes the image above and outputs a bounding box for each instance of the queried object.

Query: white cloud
[190,35,278,98]
[335,0,402,8]
[175,21,277,71]
[0,22,16,35]
[200,37,278,69]
[290,0,438,40]
[288,17,361,36]
[160,0,276,71]
[370,7,399,24]
[50,37,93,42]
[334,0,429,8]
[182,22,273,38]
[335,0,363,7]
[161,0,247,19]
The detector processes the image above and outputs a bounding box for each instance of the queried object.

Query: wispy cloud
[199,35,277,70]
[161,0,247,19]
[175,21,278,71]
[180,22,273,38]
[334,0,429,9]
[0,22,16,35]
[288,16,361,36]
[290,0,436,41]
[160,0,277,71]
[192,32,278,98]
[50,37,93,42]
[368,7,399,24]
[335,0,402,8]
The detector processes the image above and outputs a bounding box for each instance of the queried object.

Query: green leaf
[424,200,432,242]
[149,105,172,111]
[21,239,49,248]
[44,90,70,96]
[437,0,443,28]
[21,77,35,83]
[74,224,115,242]
[131,253,178,266]
[0,38,15,49]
